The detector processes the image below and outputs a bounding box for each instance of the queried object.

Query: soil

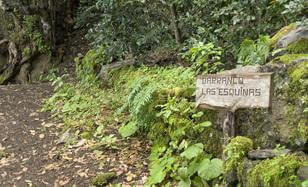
[0,84,149,186]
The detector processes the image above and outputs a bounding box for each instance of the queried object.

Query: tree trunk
[169,3,182,45]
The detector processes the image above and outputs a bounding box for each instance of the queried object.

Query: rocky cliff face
[0,0,78,84]
[223,22,308,186]
[235,23,308,152]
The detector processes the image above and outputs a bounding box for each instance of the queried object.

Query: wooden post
[222,110,235,160]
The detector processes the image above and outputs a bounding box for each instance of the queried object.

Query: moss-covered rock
[269,23,296,47]
[91,172,116,186]
[236,60,307,150]
[224,136,253,172]
[235,22,308,151]
[0,0,77,84]
[273,54,308,64]
[217,22,308,186]
[288,38,308,54]
[247,154,308,187]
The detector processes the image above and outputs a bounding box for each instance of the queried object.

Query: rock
[56,129,73,145]
[297,166,308,181]
[29,54,51,82]
[98,60,135,82]
[15,63,31,83]
[91,172,116,186]
[277,26,308,48]
[227,59,307,150]
[248,149,291,159]
[248,149,275,159]
[0,0,77,85]
[224,169,238,187]
[237,158,260,187]
[232,27,308,150]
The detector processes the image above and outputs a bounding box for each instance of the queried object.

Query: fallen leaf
[39,134,45,139]
[1,171,7,177]
[126,172,135,182]
[44,163,60,171]
[76,169,88,178]
[57,176,70,186]
[29,112,39,117]
[42,122,56,128]
[30,130,36,136]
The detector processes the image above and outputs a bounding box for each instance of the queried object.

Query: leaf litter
[0,84,150,186]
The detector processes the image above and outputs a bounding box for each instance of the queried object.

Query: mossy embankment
[42,22,308,186]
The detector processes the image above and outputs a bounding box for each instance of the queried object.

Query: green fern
[118,77,148,113]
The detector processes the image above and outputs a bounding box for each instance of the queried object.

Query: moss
[22,47,31,57]
[160,87,195,98]
[91,172,116,186]
[297,119,308,143]
[269,23,296,47]
[81,131,92,140]
[288,38,308,54]
[283,62,308,146]
[23,15,50,54]
[0,149,8,159]
[0,75,5,85]
[247,154,308,187]
[201,126,222,157]
[289,61,308,82]
[273,54,308,64]
[224,136,253,172]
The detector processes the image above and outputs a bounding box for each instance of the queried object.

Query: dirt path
[0,84,102,186]
[0,84,150,187]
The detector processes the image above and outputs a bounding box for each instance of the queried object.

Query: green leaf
[179,179,191,187]
[198,158,223,180]
[192,111,204,119]
[119,122,138,138]
[194,121,212,129]
[187,157,201,176]
[148,161,166,184]
[192,176,209,187]
[301,180,308,187]
[178,167,189,180]
[180,143,204,160]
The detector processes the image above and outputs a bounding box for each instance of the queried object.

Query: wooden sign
[196,73,272,111]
